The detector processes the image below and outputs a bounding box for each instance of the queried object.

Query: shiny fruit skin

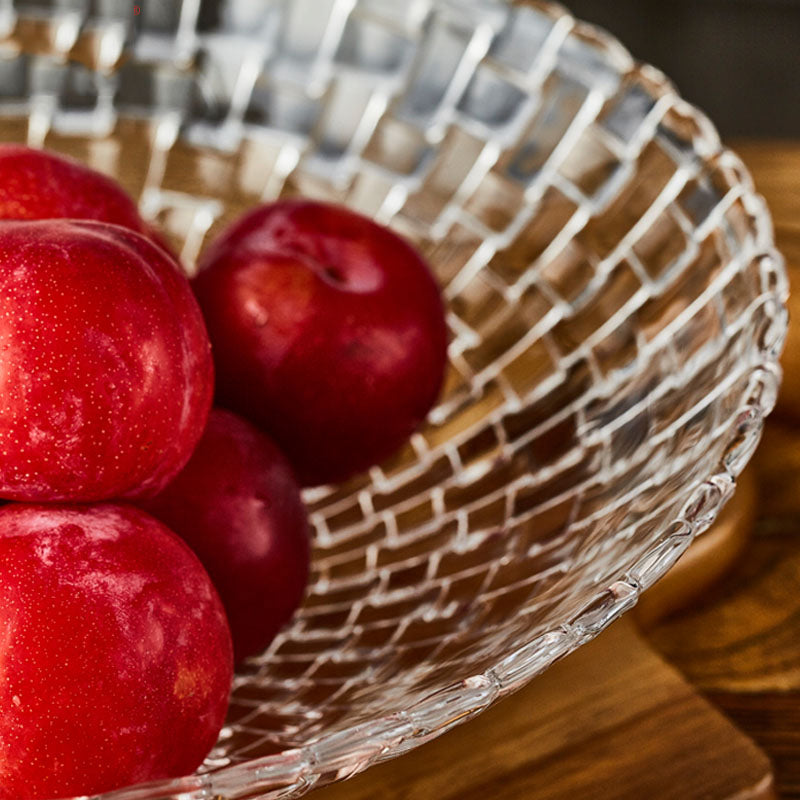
[0,219,213,502]
[0,145,148,234]
[193,200,448,486]
[0,503,233,800]
[141,408,310,662]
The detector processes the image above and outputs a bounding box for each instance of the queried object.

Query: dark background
[564,0,800,138]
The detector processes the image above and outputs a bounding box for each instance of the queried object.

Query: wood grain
[647,514,800,797]
[640,141,800,798]
[648,518,800,694]
[313,620,773,800]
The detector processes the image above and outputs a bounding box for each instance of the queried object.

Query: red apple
[0,503,232,800]
[0,145,149,235]
[193,200,448,486]
[141,408,310,662]
[0,219,213,502]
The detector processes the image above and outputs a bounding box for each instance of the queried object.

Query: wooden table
[648,141,800,799]
[313,143,800,799]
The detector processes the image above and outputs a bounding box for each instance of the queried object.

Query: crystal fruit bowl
[0,0,787,797]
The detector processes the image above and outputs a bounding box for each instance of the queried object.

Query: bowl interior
[0,0,787,797]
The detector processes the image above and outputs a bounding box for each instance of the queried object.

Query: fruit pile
[0,145,448,799]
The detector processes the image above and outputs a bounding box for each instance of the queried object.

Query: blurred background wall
[565,0,800,137]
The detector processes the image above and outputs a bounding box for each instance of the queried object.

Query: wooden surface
[648,517,800,796]
[648,423,800,798]
[314,620,773,800]
[641,142,800,797]
[311,141,800,799]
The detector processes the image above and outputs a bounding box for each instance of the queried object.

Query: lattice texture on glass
[0,1,787,798]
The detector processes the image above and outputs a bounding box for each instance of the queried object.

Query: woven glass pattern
[0,1,787,797]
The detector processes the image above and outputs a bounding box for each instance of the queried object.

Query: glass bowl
[0,1,787,798]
